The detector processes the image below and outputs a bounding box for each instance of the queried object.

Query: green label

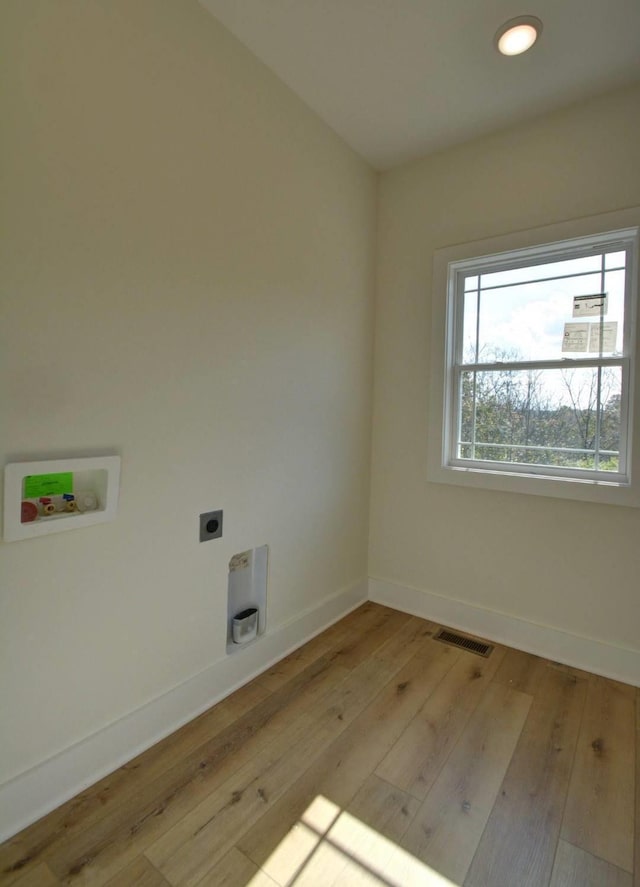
[24,472,73,499]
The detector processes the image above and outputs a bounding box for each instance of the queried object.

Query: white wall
[0,0,375,799]
[370,84,640,663]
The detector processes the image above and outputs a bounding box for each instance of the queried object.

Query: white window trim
[427,206,640,507]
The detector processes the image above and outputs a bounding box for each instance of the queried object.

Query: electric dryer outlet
[199,510,223,542]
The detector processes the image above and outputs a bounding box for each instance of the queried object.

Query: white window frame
[427,207,640,507]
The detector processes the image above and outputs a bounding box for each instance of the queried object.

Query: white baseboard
[369,577,640,688]
[0,578,367,843]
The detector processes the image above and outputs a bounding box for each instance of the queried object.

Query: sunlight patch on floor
[257,795,460,887]
[257,795,341,884]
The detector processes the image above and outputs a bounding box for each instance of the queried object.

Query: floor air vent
[433,628,493,658]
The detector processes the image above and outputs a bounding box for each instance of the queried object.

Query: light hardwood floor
[1,602,637,887]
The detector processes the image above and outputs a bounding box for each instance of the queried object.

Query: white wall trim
[369,577,640,688]
[0,577,367,843]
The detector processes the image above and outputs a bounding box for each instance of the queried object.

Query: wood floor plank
[400,681,532,884]
[256,602,384,691]
[464,666,587,887]
[254,603,407,694]
[371,616,438,667]
[376,646,506,799]
[550,840,632,887]
[145,656,402,887]
[561,674,635,872]
[492,647,547,695]
[256,634,343,693]
[325,607,411,671]
[103,856,170,887]
[43,656,351,885]
[0,676,272,881]
[0,843,41,887]
[236,642,459,879]
[187,848,278,887]
[372,840,455,886]
[3,862,61,887]
[348,774,421,845]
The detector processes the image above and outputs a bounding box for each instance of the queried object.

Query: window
[428,209,640,506]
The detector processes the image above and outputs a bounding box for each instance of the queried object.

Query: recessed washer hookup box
[4,456,121,541]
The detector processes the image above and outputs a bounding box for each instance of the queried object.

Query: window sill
[427,459,640,507]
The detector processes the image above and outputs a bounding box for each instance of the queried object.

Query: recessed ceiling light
[495,15,543,56]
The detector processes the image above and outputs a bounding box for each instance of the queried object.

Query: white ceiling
[199,0,640,170]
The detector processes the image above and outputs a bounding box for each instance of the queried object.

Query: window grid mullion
[451,237,632,480]
[470,274,482,459]
[458,357,625,373]
[474,262,625,295]
[593,253,607,470]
